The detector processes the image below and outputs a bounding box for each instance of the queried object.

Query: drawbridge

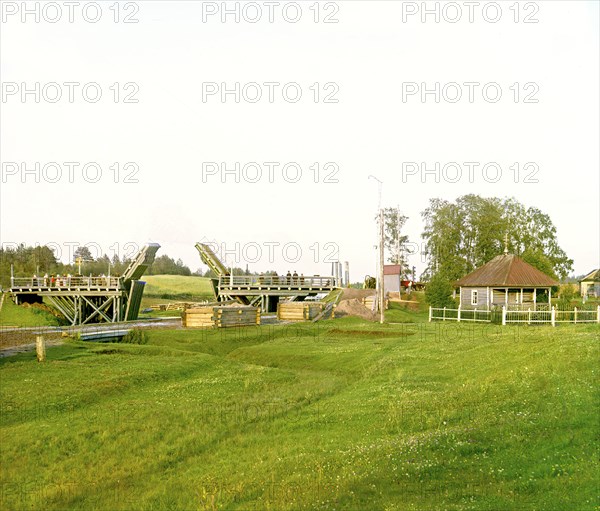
[195,242,338,312]
[9,243,160,325]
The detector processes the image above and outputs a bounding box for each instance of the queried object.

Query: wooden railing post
[428,306,432,322]
[574,307,578,324]
[457,306,461,323]
[443,307,446,321]
[502,306,506,326]
[527,308,531,325]
[551,306,556,327]
[36,335,46,362]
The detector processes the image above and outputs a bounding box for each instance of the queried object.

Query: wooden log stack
[277,302,324,321]
[363,296,389,310]
[150,301,211,311]
[183,306,260,328]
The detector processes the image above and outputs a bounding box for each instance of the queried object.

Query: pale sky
[1,1,598,280]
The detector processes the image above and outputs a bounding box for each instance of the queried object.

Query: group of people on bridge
[18,274,117,288]
[256,271,307,286]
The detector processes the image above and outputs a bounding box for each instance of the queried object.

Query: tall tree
[379,207,410,277]
[421,195,573,281]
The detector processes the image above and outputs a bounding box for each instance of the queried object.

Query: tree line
[1,195,574,291]
[0,245,193,288]
[380,194,573,283]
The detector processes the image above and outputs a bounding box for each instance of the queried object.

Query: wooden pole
[36,335,46,362]
[379,207,385,324]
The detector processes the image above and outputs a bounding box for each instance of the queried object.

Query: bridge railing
[11,276,121,289]
[219,275,337,288]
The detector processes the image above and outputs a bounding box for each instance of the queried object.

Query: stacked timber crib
[183,305,260,328]
[277,302,324,321]
[362,295,389,311]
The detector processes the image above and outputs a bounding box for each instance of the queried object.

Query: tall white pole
[379,207,385,324]
[369,175,384,322]
[397,204,402,301]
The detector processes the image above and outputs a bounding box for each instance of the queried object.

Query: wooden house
[580,269,600,299]
[455,253,558,310]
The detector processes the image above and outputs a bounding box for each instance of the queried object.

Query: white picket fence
[429,307,491,323]
[503,305,600,326]
[429,305,600,326]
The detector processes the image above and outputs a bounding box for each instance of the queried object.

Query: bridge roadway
[217,275,338,312]
[10,276,121,296]
[218,275,336,295]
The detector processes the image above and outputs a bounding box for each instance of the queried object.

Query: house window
[471,290,478,305]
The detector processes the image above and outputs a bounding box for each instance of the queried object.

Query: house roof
[455,254,558,287]
[580,269,600,282]
[383,264,402,275]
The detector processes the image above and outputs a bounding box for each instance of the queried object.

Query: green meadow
[142,275,214,303]
[0,296,63,328]
[0,310,598,510]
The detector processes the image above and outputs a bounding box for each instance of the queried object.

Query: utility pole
[369,175,384,324]
[397,204,402,301]
[379,207,385,324]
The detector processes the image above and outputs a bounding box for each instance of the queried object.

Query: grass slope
[0,294,62,328]
[142,275,214,302]
[0,318,598,510]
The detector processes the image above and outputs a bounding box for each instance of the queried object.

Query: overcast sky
[1,1,598,280]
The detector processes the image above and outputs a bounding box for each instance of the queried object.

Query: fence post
[574,307,577,324]
[597,305,600,324]
[428,306,432,322]
[457,306,461,323]
[502,306,506,326]
[551,306,556,327]
[443,307,446,321]
[36,335,46,362]
[528,308,531,325]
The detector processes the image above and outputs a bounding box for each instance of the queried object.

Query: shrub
[121,328,148,345]
[424,273,457,308]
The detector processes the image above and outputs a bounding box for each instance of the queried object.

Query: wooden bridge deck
[10,277,121,294]
[218,275,336,297]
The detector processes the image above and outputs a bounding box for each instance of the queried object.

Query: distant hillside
[142,275,214,301]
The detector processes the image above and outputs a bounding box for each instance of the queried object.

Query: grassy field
[0,294,63,328]
[142,275,214,302]
[0,315,598,510]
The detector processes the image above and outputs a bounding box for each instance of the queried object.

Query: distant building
[383,264,402,293]
[455,254,558,310]
[580,269,600,299]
